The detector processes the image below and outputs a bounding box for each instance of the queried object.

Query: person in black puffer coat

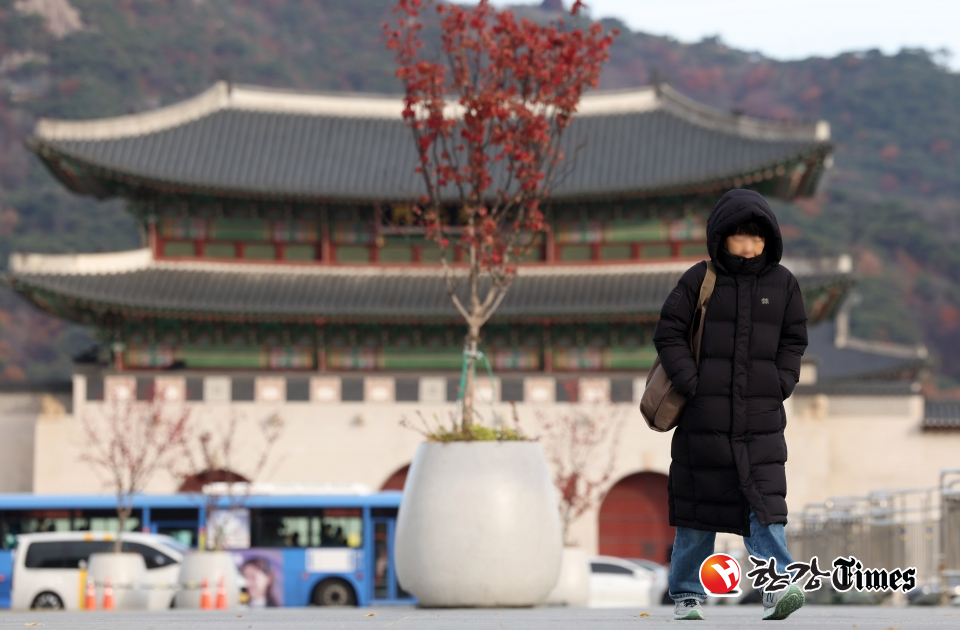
[654,190,808,621]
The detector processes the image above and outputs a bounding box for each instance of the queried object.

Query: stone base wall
[12,376,960,556]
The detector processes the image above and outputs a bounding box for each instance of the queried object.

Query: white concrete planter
[545,547,590,607]
[395,441,562,607]
[88,552,148,610]
[174,551,239,609]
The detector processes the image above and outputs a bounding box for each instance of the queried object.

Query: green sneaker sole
[675,609,705,620]
[763,586,804,620]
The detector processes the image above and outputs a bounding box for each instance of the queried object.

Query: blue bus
[0,491,413,608]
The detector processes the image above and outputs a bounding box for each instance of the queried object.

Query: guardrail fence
[786,468,960,598]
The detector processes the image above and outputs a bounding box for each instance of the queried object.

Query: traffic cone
[102,577,115,611]
[200,577,212,610]
[215,575,228,610]
[85,577,97,611]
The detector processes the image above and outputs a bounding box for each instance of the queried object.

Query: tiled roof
[794,382,920,397]
[7,251,848,323]
[804,322,926,382]
[923,401,960,429]
[28,83,831,202]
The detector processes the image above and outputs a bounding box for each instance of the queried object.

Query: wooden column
[320,212,331,263]
[317,323,327,372]
[112,342,126,372]
[147,219,159,258]
[372,204,382,263]
[542,323,552,373]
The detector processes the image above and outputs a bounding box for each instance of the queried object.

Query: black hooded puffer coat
[653,189,808,536]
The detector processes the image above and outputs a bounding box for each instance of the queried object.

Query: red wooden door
[598,472,673,563]
[380,465,410,491]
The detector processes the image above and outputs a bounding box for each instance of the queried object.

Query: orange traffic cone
[200,577,212,610]
[215,575,228,610]
[102,577,115,611]
[85,577,97,610]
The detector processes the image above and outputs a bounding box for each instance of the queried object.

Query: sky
[493,0,960,70]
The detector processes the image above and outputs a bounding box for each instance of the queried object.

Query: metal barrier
[786,469,960,592]
[942,469,960,579]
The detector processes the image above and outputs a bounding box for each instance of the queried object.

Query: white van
[10,532,186,610]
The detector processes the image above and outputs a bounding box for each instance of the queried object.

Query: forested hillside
[1,0,960,385]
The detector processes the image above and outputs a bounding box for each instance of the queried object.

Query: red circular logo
[699,553,741,595]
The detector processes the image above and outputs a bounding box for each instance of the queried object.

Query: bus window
[151,508,200,548]
[0,510,142,549]
[0,510,71,547]
[250,509,309,548]
[72,510,142,534]
[318,509,363,548]
[157,527,196,549]
[250,509,362,548]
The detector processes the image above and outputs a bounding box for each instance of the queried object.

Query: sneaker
[673,598,705,620]
[762,584,804,620]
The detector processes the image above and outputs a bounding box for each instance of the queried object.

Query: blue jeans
[668,509,794,602]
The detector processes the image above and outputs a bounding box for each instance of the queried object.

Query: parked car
[11,532,187,610]
[588,556,654,608]
[907,578,960,606]
[626,558,669,605]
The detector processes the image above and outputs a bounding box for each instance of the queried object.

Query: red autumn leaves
[384,0,616,272]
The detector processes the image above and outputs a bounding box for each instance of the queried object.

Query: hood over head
[706,189,783,273]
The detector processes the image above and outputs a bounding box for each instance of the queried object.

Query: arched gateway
[598,471,673,564]
[380,465,410,491]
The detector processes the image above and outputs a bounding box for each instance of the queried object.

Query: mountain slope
[1,0,959,382]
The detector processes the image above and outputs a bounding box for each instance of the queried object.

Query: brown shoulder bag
[640,261,717,432]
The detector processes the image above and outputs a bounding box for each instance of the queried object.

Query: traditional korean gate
[598,472,673,564]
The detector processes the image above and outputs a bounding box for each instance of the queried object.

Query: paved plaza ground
[1,606,958,629]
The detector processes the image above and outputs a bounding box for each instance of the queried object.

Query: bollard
[215,575,228,610]
[200,577,212,610]
[102,577,115,611]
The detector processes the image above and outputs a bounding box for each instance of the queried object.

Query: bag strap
[698,261,717,309]
[691,261,717,365]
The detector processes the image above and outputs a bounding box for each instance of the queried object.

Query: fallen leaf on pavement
[639,612,650,617]
[365,613,375,617]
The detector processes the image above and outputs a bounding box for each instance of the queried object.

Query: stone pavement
[1,606,958,629]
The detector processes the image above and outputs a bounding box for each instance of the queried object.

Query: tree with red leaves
[538,406,624,545]
[385,0,616,431]
[79,385,191,552]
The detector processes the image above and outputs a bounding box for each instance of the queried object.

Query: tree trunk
[561,511,574,547]
[461,332,479,432]
[115,500,130,553]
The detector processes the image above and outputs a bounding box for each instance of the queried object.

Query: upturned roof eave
[28,137,833,206]
[32,81,829,143]
[10,279,662,325]
[8,262,851,328]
